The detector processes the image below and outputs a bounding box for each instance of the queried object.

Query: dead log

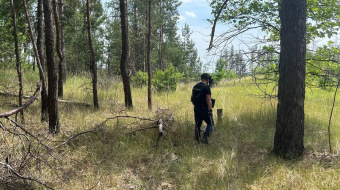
[0,92,91,107]
[0,83,41,118]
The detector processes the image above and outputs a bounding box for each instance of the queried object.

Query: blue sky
[101,0,232,71]
[177,0,216,69]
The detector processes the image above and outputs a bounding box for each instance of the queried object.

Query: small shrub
[153,64,183,92]
[131,71,148,88]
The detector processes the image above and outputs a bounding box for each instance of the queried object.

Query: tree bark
[125,0,136,76]
[43,0,60,134]
[37,0,48,122]
[24,0,49,123]
[147,0,152,110]
[133,1,140,71]
[10,0,24,122]
[86,0,99,109]
[120,0,133,108]
[158,0,163,70]
[52,0,64,98]
[58,0,66,82]
[273,0,306,159]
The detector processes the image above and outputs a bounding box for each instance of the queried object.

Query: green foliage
[306,42,340,89]
[210,0,340,42]
[212,69,238,84]
[131,71,148,88]
[63,0,105,73]
[152,64,183,92]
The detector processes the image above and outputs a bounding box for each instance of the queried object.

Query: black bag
[191,83,206,106]
[211,98,215,108]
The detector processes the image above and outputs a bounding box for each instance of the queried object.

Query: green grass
[1,69,340,189]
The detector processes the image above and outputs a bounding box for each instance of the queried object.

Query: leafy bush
[131,71,148,88]
[153,64,183,92]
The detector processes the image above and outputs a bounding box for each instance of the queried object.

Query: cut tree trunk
[273,0,306,159]
[43,0,60,134]
[86,0,99,109]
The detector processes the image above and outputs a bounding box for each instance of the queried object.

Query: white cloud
[185,11,197,18]
[178,15,186,22]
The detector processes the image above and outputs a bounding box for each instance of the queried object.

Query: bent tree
[273,0,306,159]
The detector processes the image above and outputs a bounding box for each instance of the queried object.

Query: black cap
[201,73,211,80]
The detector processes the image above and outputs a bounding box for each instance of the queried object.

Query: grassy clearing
[1,69,340,189]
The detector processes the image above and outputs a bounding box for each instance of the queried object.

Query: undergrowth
[0,69,340,189]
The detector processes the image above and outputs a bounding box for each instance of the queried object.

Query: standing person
[191,73,214,144]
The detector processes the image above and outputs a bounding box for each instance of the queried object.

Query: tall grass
[1,69,340,189]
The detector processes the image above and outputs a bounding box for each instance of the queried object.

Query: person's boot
[202,135,209,144]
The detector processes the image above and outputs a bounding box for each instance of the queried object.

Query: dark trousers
[194,106,214,138]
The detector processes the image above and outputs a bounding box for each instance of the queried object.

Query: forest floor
[1,69,340,189]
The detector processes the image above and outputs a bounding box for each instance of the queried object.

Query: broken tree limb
[54,115,158,149]
[57,99,91,107]
[0,83,41,118]
[0,92,91,107]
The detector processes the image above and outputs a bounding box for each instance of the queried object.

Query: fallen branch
[0,91,91,107]
[54,115,158,149]
[57,99,91,107]
[0,83,41,118]
[0,161,55,190]
[128,125,158,134]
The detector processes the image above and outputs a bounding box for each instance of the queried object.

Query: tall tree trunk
[52,0,64,98]
[133,1,140,71]
[273,0,306,159]
[10,0,24,122]
[143,1,147,73]
[86,0,99,109]
[37,0,48,121]
[58,0,66,82]
[147,0,152,110]
[43,0,60,134]
[119,0,133,108]
[125,0,136,76]
[24,0,49,123]
[158,0,163,70]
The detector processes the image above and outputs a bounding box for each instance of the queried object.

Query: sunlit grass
[1,69,340,189]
